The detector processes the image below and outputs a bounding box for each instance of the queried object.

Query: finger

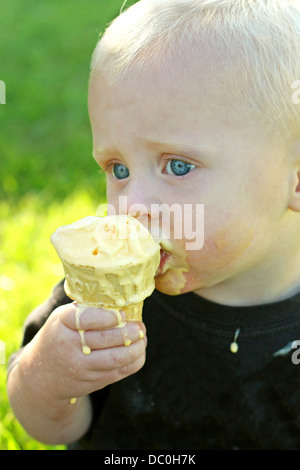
[84,322,146,350]
[110,352,146,382]
[57,302,125,331]
[89,347,147,387]
[87,336,147,372]
[83,352,147,390]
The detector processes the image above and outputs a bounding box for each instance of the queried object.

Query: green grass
[0,0,138,450]
[0,192,98,450]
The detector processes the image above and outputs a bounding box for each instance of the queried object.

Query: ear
[288,141,300,212]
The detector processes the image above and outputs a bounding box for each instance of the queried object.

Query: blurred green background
[0,0,137,450]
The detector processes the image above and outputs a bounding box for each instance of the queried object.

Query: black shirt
[9,280,300,449]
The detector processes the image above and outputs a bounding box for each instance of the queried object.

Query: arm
[7,360,92,445]
[7,303,146,445]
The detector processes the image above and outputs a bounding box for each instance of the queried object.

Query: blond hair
[90,0,300,143]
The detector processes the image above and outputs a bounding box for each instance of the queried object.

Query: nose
[128,189,165,244]
[127,200,152,220]
[116,179,160,220]
[110,179,161,238]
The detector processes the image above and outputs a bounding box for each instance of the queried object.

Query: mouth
[155,249,171,277]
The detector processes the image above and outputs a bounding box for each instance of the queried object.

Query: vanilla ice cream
[51,215,160,321]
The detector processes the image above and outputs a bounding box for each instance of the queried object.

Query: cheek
[184,219,257,288]
[208,222,256,263]
[155,215,258,295]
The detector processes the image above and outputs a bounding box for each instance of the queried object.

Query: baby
[7,0,300,449]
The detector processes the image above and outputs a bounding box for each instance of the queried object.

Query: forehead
[89,47,247,133]
[87,38,276,164]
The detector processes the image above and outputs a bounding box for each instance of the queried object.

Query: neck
[197,271,300,307]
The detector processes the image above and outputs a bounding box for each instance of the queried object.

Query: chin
[155,266,226,296]
[154,268,189,296]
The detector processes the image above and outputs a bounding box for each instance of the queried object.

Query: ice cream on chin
[51,215,160,354]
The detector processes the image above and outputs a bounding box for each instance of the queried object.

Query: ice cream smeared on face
[155,238,189,295]
[51,215,161,310]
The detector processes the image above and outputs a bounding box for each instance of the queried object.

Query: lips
[155,249,171,276]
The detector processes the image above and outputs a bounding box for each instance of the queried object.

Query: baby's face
[88,55,290,297]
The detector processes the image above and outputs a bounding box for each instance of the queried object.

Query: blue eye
[112,163,129,180]
[165,159,196,176]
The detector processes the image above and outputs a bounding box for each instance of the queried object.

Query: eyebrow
[94,141,216,159]
[93,148,118,158]
[148,140,216,155]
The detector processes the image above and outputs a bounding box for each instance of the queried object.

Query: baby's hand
[19,303,147,402]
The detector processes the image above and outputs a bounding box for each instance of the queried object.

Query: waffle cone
[62,250,159,321]
[51,215,161,322]
[109,301,144,322]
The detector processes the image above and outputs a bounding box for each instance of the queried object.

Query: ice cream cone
[51,215,160,322]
